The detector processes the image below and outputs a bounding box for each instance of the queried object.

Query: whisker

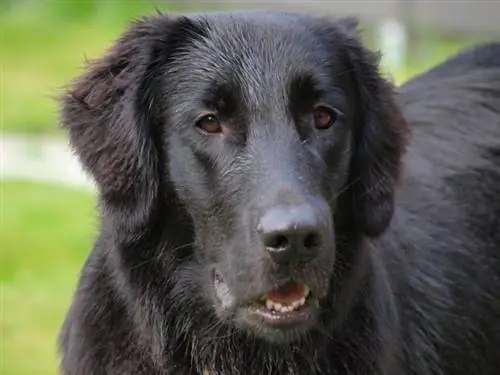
[130,242,194,270]
[329,175,362,203]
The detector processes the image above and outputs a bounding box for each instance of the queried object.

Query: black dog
[59,11,500,375]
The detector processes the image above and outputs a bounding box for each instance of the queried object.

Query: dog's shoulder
[376,44,500,374]
[389,44,500,290]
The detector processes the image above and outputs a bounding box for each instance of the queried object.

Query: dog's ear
[60,15,205,235]
[315,18,409,236]
[341,28,409,237]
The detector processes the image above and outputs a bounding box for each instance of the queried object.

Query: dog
[59,10,500,375]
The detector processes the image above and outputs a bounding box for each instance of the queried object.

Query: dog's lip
[213,270,236,309]
[213,269,224,284]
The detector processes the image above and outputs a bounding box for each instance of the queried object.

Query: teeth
[292,297,306,309]
[263,286,310,313]
[265,299,275,310]
[304,285,310,297]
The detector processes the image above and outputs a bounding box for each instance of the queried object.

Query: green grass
[1,180,98,375]
[1,0,166,134]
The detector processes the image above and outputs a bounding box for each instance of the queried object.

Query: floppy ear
[343,28,410,237]
[60,15,203,237]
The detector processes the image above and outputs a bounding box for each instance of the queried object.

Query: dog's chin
[212,271,320,344]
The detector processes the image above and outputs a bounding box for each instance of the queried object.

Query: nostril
[265,234,289,250]
[303,232,321,249]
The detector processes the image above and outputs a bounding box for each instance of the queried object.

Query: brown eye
[313,106,337,130]
[196,114,222,134]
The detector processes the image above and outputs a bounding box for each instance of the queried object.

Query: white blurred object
[378,18,408,73]
[0,134,96,191]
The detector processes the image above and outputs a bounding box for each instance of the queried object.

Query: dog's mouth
[214,271,315,327]
[249,282,313,327]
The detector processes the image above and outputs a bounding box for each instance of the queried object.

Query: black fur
[59,11,500,375]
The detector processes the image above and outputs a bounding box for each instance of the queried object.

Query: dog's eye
[313,106,337,130]
[196,114,222,134]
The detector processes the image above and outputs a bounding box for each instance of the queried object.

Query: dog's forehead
[200,12,331,71]
[166,12,344,108]
[205,11,315,44]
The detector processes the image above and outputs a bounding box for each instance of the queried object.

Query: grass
[1,180,98,375]
[1,0,488,135]
[1,0,166,134]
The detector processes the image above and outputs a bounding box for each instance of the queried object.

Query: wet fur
[59,11,500,375]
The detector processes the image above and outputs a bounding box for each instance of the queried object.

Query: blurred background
[1,1,499,374]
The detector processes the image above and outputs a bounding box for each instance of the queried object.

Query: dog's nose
[257,204,325,265]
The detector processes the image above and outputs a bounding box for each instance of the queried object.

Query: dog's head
[62,11,407,344]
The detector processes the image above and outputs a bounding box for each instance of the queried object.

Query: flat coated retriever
[59,11,500,375]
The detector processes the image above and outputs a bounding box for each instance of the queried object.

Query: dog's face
[164,15,355,342]
[62,11,407,344]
